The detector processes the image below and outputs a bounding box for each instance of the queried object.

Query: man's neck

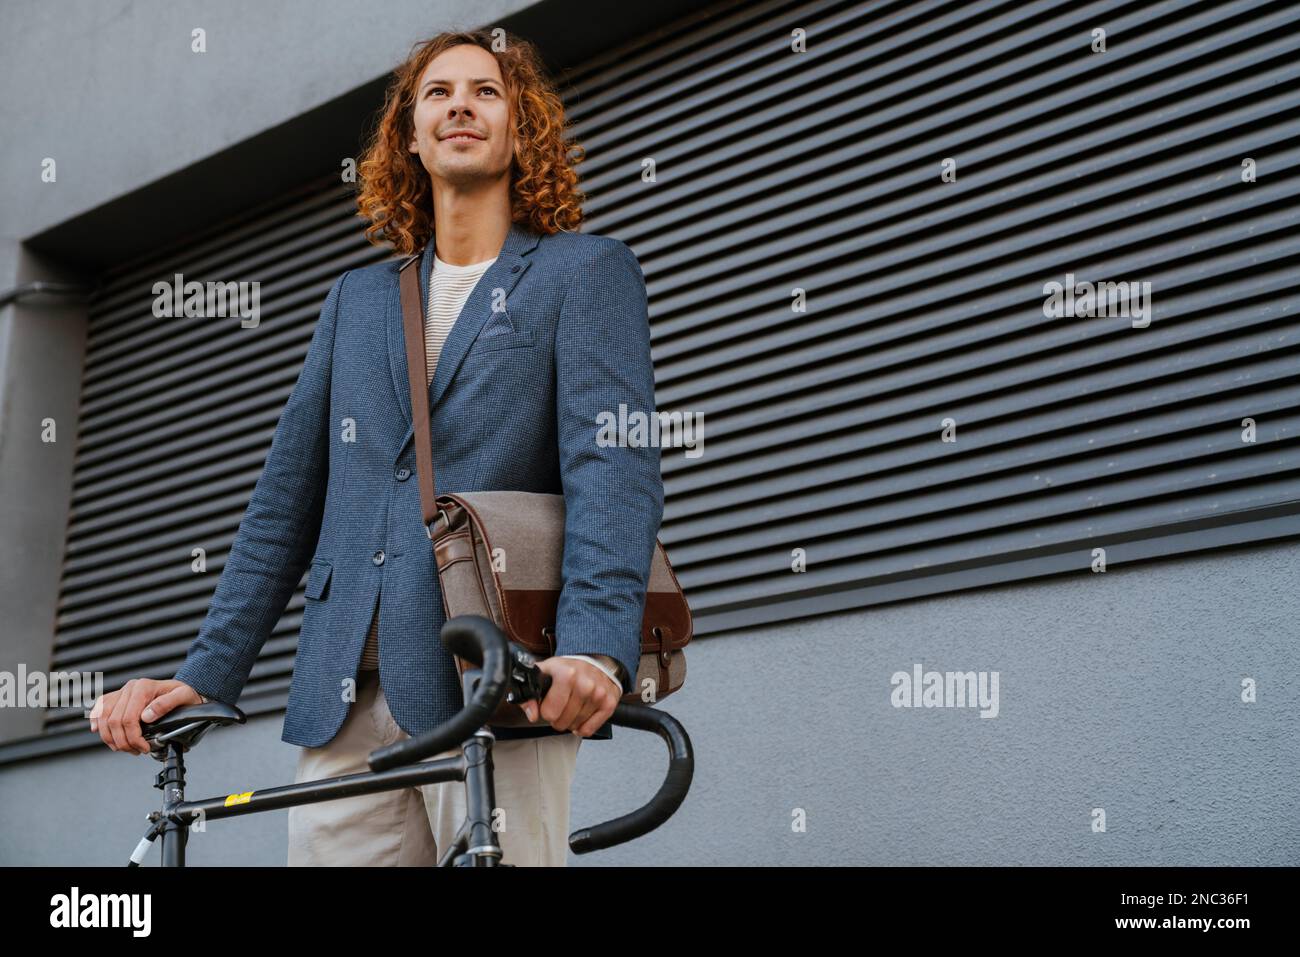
[429,185,512,265]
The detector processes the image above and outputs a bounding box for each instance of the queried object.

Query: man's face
[407,44,514,189]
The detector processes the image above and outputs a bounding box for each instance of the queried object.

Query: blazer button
[395,467,410,481]
[372,550,386,566]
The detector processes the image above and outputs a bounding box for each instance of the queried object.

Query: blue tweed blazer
[172,221,665,747]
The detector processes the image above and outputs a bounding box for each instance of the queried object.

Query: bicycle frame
[132,616,693,867]
[142,666,530,867]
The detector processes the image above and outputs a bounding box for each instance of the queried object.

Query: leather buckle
[425,508,450,539]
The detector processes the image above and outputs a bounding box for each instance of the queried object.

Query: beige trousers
[286,668,582,866]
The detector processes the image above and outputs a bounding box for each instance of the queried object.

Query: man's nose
[446,93,475,118]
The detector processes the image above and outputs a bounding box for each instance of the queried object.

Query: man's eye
[426,87,497,97]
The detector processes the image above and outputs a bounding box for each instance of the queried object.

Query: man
[87,30,663,867]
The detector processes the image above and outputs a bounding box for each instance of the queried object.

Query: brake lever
[502,644,552,709]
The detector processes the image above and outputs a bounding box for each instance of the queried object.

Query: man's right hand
[89,679,206,756]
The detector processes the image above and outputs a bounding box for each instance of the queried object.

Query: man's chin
[432,163,510,188]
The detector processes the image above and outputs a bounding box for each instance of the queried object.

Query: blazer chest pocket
[473,328,535,353]
[305,559,333,600]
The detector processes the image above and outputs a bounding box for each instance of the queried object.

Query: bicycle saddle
[141,701,246,750]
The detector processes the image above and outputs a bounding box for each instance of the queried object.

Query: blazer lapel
[386,220,542,453]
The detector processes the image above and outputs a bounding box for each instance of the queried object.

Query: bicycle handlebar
[568,700,693,853]
[366,614,693,853]
[368,615,518,772]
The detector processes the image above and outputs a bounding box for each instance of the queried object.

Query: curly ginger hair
[355,30,586,256]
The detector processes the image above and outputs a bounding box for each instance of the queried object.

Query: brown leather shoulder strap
[399,252,439,532]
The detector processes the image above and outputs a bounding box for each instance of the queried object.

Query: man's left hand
[521,657,619,737]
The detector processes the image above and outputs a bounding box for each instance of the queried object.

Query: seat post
[155,743,189,867]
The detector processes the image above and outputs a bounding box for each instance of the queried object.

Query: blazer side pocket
[305,559,333,600]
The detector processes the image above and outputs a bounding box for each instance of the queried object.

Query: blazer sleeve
[551,240,664,695]
[172,271,348,705]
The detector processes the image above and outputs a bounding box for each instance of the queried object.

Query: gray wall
[0,0,516,259]
[3,538,1295,865]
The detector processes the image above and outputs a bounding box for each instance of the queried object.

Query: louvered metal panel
[560,0,1300,633]
[20,0,1300,761]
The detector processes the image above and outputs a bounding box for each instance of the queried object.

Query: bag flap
[438,491,692,652]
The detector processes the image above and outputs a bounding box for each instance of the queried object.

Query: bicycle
[128,614,693,866]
